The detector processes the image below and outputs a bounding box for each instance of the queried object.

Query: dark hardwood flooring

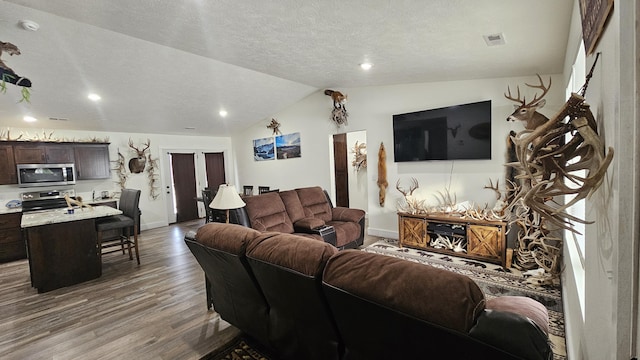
[0,219,240,360]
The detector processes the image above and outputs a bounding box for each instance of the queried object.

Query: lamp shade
[209,184,246,210]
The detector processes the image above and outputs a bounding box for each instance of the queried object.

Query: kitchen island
[21,206,122,293]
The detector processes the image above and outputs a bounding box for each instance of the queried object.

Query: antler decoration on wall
[504,66,613,276]
[128,138,150,173]
[324,89,348,126]
[112,148,128,190]
[147,154,160,200]
[267,118,282,135]
[0,41,32,103]
[351,141,367,172]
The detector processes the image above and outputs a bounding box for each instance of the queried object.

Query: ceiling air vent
[483,33,506,46]
[48,117,69,121]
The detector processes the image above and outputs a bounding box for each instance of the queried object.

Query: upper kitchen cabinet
[0,145,17,184]
[14,143,75,164]
[74,144,111,180]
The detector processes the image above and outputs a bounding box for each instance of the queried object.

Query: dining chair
[95,188,142,264]
[202,189,215,223]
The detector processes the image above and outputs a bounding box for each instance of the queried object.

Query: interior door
[170,153,199,223]
[333,133,349,207]
[204,152,226,190]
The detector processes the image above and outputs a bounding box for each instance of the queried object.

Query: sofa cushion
[195,222,263,253]
[247,232,338,276]
[279,189,306,223]
[296,186,332,222]
[326,221,360,248]
[243,192,294,233]
[323,250,486,333]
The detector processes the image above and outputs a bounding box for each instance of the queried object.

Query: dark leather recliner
[230,186,365,249]
[184,223,272,347]
[246,232,342,360]
[322,250,552,360]
[185,224,552,360]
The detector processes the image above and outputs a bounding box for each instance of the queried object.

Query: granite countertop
[0,206,22,215]
[21,205,123,228]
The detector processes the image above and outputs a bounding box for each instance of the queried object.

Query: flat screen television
[393,100,492,162]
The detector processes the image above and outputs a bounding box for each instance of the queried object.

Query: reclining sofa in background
[185,223,553,360]
[229,186,366,249]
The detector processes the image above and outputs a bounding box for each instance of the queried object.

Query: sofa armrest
[469,309,552,360]
[294,217,326,231]
[294,219,337,247]
[331,207,366,223]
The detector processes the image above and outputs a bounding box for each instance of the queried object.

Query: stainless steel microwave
[16,163,76,187]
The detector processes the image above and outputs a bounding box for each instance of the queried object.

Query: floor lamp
[209,184,246,223]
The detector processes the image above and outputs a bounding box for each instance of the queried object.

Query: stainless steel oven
[16,163,76,187]
[21,189,76,212]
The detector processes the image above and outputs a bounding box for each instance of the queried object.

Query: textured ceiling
[0,0,573,136]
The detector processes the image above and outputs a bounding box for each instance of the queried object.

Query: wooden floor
[0,219,241,360]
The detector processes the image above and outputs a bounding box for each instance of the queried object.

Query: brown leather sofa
[185,223,552,360]
[229,186,366,249]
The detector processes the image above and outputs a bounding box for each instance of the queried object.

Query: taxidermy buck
[0,41,20,73]
[504,74,551,130]
[128,139,150,173]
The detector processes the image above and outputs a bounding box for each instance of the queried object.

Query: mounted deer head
[505,74,551,130]
[128,138,150,173]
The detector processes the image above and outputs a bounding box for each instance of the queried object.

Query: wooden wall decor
[579,0,614,55]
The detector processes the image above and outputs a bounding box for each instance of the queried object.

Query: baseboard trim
[367,227,398,240]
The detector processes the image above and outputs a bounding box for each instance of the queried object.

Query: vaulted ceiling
[0,0,573,136]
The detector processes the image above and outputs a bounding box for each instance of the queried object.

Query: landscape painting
[276,132,301,159]
[253,137,275,161]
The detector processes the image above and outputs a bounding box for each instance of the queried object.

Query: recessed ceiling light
[219,110,228,117]
[23,116,37,122]
[20,20,39,32]
[88,93,101,101]
[360,63,373,70]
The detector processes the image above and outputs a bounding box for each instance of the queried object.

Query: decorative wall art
[579,0,614,55]
[0,40,32,102]
[276,132,301,159]
[253,137,275,161]
[267,118,282,135]
[324,89,348,127]
[351,141,367,172]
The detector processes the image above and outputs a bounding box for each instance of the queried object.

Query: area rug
[364,239,566,360]
[200,334,275,360]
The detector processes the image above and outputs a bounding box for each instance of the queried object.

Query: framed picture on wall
[579,0,614,55]
[276,132,301,159]
[253,137,275,161]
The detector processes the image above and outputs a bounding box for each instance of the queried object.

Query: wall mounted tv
[393,100,492,162]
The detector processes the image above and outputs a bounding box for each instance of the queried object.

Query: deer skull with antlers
[505,74,552,130]
[128,138,150,174]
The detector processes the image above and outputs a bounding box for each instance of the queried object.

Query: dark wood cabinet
[0,212,25,262]
[24,218,101,293]
[14,144,74,164]
[74,144,111,180]
[0,145,17,184]
[398,212,507,266]
[45,145,75,163]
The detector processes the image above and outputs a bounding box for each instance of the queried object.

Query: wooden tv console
[397,212,508,267]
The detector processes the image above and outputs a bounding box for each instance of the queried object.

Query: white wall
[0,128,234,231]
[232,75,565,239]
[560,1,639,359]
